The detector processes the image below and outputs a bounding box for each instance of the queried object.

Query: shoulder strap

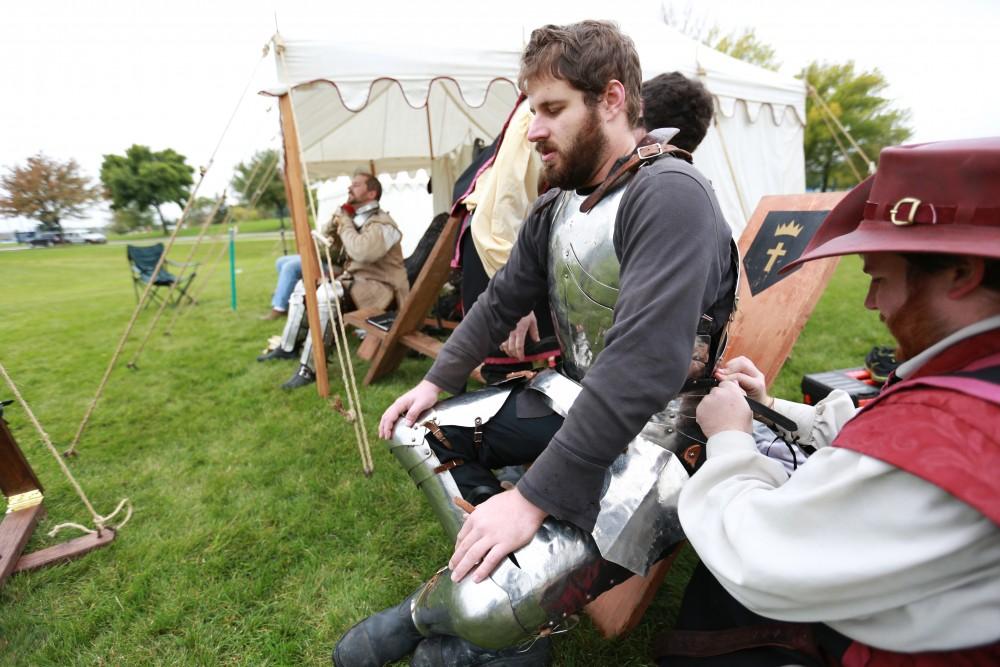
[580,140,693,213]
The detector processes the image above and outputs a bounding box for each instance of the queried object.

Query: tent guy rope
[162,150,283,336]
[65,48,269,456]
[312,231,375,476]
[0,361,132,537]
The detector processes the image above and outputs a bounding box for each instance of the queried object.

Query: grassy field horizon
[0,235,884,665]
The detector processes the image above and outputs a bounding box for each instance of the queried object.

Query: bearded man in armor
[257,172,408,389]
[333,20,737,667]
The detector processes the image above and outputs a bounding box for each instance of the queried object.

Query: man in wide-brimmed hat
[666,137,1000,665]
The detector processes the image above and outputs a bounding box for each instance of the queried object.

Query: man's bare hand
[448,488,547,583]
[378,380,442,439]
[499,313,540,360]
[715,356,770,405]
[696,379,753,438]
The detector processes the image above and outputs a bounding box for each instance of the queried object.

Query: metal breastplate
[547,187,626,382]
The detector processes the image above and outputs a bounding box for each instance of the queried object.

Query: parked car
[63,230,108,244]
[14,230,63,247]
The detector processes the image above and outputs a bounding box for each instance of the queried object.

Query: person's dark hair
[519,20,642,126]
[641,72,714,152]
[903,253,1000,293]
[358,172,382,200]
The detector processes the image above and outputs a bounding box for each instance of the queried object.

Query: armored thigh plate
[387,385,513,540]
[294,281,345,368]
[411,518,616,650]
[279,281,307,352]
[528,370,706,575]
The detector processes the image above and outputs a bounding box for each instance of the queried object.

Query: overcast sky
[1,0,997,232]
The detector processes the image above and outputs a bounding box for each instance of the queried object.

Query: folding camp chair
[126,243,199,308]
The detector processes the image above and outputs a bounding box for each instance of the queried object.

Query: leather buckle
[637,143,664,160]
[889,197,930,226]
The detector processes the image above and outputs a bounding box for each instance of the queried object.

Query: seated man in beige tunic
[258,172,409,390]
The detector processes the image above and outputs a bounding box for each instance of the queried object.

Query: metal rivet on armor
[585,594,592,600]
[666,427,674,434]
[562,612,568,618]
[609,579,616,585]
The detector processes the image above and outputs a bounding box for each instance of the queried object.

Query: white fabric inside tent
[262,2,806,239]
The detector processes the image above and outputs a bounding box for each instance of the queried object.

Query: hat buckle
[889,197,937,226]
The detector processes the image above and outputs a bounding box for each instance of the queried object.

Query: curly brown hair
[518,20,642,127]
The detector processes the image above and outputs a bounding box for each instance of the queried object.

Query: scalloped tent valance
[261,4,806,234]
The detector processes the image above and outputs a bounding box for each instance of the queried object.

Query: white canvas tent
[261,2,806,238]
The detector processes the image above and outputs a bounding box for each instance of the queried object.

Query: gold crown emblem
[774,221,804,238]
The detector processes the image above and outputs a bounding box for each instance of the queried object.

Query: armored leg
[387,385,514,540]
[278,280,307,353]
[410,520,629,650]
[298,285,337,372]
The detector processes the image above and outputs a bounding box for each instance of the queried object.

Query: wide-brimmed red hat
[783,137,1000,272]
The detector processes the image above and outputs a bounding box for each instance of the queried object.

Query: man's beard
[537,106,608,190]
[884,275,951,362]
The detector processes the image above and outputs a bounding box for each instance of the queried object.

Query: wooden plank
[356,335,381,361]
[0,504,44,586]
[585,545,680,638]
[13,527,115,575]
[584,192,847,637]
[342,308,383,330]
[400,332,443,358]
[0,417,43,497]
[278,93,329,397]
[363,214,461,385]
[424,318,459,331]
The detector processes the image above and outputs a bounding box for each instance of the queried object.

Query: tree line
[668,10,912,190]
[0,147,287,236]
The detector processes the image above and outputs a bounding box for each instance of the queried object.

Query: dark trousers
[460,231,557,383]
[427,388,563,504]
[657,562,850,667]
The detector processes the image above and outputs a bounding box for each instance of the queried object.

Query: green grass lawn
[0,239,885,666]
[105,218,290,242]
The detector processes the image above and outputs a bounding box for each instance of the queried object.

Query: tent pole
[278,92,330,397]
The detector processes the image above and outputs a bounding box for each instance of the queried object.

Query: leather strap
[580,141,692,213]
[433,459,462,475]
[653,623,828,664]
[423,419,453,450]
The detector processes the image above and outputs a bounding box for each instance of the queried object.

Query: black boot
[281,364,316,389]
[257,346,297,362]
[411,635,552,667]
[331,592,425,667]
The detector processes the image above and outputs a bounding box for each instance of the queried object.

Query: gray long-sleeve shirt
[426,155,736,531]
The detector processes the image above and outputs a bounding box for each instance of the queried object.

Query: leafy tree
[0,153,101,232]
[662,7,913,193]
[662,5,780,71]
[109,204,156,234]
[100,145,194,235]
[190,194,229,226]
[231,149,285,215]
[704,26,780,71]
[803,61,912,191]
